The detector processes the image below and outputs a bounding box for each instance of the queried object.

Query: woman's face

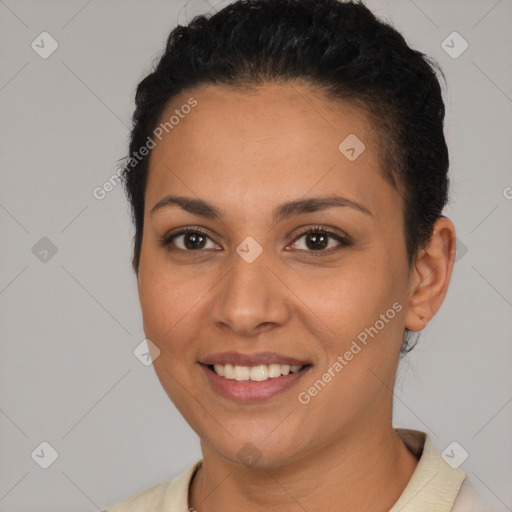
[138,83,417,467]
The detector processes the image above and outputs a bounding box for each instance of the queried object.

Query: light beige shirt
[106,428,487,512]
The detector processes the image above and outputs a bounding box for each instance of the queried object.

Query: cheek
[296,252,406,391]
[138,261,194,347]
[301,258,395,338]
[138,268,199,397]
[137,258,218,369]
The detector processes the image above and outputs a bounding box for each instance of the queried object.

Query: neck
[189,422,419,512]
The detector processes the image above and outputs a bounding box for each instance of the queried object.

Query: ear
[404,217,457,332]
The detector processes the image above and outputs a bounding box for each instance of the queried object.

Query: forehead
[145,82,396,219]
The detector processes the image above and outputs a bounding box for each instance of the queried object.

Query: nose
[208,249,292,338]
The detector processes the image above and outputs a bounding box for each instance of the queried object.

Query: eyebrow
[150,194,373,223]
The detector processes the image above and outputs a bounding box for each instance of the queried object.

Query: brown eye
[179,232,208,250]
[289,226,351,254]
[159,227,219,252]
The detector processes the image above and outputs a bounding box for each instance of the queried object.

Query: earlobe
[404,217,457,332]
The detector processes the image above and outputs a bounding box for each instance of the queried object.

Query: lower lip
[200,364,311,403]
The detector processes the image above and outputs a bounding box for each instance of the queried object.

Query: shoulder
[390,429,465,511]
[104,461,202,512]
[392,429,496,512]
[105,480,170,512]
[452,476,496,512]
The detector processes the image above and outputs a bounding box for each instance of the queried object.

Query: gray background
[1,0,511,510]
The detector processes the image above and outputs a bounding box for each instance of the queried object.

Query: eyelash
[159,225,352,257]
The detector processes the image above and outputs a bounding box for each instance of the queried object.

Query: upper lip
[200,351,310,367]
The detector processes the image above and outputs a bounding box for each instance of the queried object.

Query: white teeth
[234,365,250,381]
[223,364,235,379]
[211,363,304,381]
[249,365,268,381]
[268,364,282,378]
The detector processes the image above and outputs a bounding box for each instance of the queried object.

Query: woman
[106,0,486,510]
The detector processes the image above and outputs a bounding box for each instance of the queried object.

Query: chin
[199,428,309,470]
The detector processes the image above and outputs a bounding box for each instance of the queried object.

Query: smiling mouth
[199,358,313,402]
[206,363,310,382]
